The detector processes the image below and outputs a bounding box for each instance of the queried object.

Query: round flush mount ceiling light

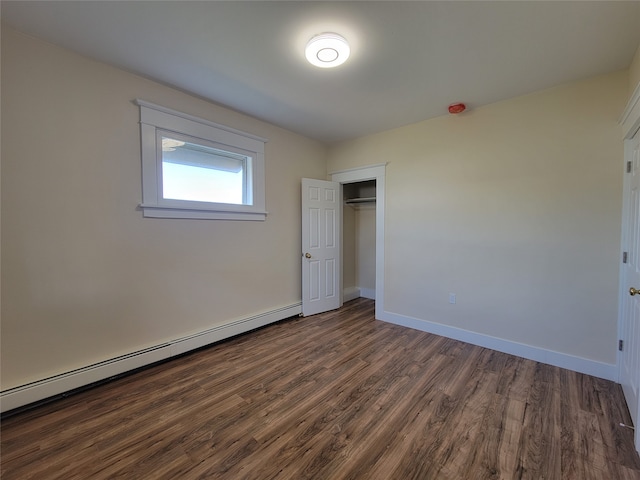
[305,33,350,68]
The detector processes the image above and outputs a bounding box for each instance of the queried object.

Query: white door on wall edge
[302,178,341,316]
[620,130,640,449]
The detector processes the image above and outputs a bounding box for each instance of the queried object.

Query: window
[136,100,267,220]
[159,132,251,205]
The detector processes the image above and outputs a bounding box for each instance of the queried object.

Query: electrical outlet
[449,293,456,304]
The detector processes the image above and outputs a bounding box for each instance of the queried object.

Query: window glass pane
[161,136,250,205]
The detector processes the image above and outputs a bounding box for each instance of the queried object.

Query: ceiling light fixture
[305,33,350,68]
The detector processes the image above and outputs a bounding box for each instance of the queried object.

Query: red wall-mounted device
[448,103,466,114]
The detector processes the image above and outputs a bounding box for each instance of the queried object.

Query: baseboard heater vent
[0,302,302,413]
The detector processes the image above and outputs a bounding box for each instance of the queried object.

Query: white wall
[1,26,327,391]
[327,71,628,373]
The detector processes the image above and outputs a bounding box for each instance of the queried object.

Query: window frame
[136,99,267,220]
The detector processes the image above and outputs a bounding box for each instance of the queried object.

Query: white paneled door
[621,130,640,449]
[302,178,341,316]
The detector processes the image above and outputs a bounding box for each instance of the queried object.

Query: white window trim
[135,99,268,220]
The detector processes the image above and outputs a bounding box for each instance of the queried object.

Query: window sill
[139,204,267,221]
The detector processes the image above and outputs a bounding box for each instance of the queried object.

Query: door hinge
[623,251,629,264]
[627,161,632,173]
[619,339,624,352]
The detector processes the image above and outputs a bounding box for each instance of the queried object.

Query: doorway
[331,164,386,319]
[342,179,377,302]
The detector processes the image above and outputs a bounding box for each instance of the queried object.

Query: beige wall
[1,27,327,389]
[328,71,627,365]
[342,205,357,291]
[356,206,376,293]
[342,204,376,296]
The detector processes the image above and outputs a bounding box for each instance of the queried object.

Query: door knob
[305,253,312,259]
[630,287,640,296]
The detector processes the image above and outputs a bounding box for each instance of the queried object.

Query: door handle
[304,253,312,259]
[630,287,640,296]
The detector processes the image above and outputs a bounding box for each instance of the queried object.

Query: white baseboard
[0,303,302,413]
[379,310,617,381]
[360,288,375,300]
[343,287,375,301]
[343,286,361,302]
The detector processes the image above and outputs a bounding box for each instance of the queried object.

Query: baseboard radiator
[0,303,302,413]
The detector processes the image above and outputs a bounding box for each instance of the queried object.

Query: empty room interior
[3,1,640,478]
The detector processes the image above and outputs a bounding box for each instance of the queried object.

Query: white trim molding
[134,99,268,143]
[343,286,361,302]
[620,81,640,140]
[328,163,388,177]
[0,303,301,413]
[342,286,374,302]
[359,288,376,300]
[380,309,617,381]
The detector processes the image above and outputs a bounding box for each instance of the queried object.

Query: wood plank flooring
[2,298,640,479]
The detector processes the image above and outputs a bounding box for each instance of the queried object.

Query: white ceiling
[2,1,640,143]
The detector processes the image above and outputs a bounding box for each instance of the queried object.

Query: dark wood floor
[2,298,640,479]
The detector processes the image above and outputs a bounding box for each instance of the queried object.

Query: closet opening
[331,163,385,319]
[342,180,376,303]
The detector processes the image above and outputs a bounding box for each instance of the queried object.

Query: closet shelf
[345,197,376,205]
